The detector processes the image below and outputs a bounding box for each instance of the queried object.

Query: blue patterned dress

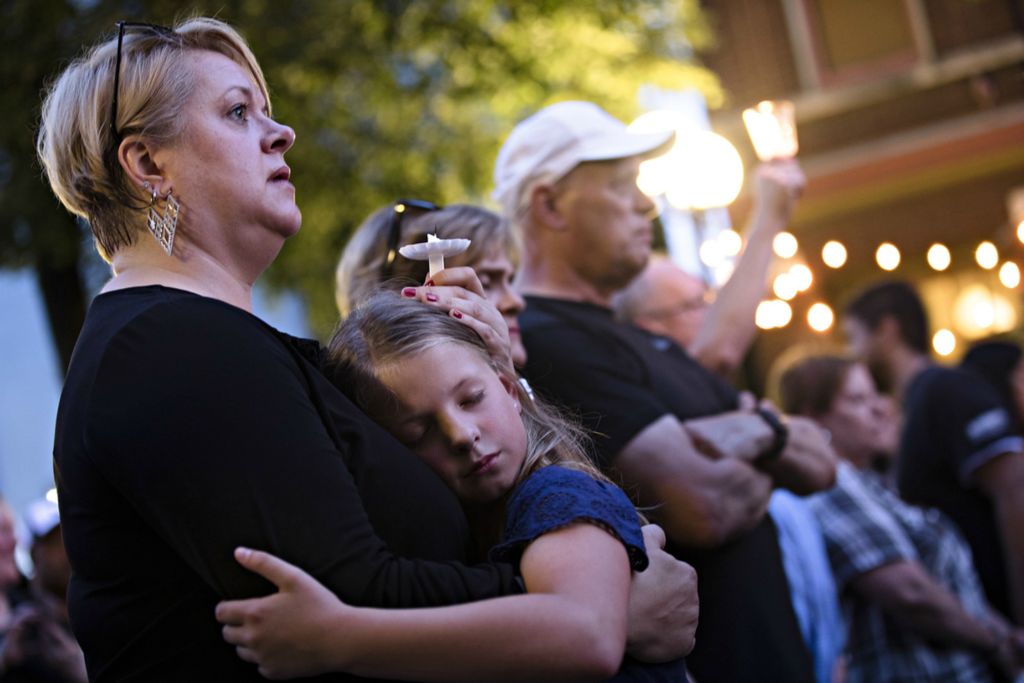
[490,466,689,682]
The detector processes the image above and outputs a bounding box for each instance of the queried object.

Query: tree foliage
[0,0,719,350]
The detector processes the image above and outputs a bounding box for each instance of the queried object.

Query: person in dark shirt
[962,339,1024,432]
[492,100,837,682]
[844,281,1024,626]
[37,19,689,681]
[216,294,693,681]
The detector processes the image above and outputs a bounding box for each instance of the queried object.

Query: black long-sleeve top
[53,285,520,682]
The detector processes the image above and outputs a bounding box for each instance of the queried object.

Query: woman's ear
[118,135,167,196]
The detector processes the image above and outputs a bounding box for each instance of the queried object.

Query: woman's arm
[218,522,631,682]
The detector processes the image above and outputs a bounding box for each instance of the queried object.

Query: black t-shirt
[521,295,814,683]
[54,286,520,682]
[900,364,1024,620]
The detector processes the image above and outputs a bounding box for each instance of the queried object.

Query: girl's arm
[218,523,631,682]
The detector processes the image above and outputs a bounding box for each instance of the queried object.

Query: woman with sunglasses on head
[39,17,692,682]
[337,201,528,368]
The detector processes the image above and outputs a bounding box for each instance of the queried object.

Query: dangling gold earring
[143,181,179,255]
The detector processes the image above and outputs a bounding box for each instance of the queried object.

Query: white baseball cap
[492,101,674,218]
[23,497,60,540]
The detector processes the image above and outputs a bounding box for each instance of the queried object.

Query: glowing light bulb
[927,243,951,271]
[755,299,793,329]
[699,239,724,268]
[976,241,999,270]
[999,262,1021,288]
[932,329,956,357]
[789,264,813,292]
[773,232,798,259]
[821,241,847,268]
[876,243,900,271]
[718,229,743,257]
[773,273,797,301]
[807,303,834,332]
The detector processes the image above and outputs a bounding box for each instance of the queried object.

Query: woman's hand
[402,266,515,376]
[625,524,699,662]
[216,548,357,680]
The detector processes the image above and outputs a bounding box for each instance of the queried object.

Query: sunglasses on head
[381,199,442,279]
[109,21,179,143]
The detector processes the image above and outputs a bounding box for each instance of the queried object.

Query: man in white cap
[496,100,835,682]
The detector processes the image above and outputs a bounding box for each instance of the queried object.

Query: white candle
[399,233,472,277]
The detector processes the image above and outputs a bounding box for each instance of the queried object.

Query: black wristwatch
[754,407,788,465]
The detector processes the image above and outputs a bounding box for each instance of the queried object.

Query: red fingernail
[402,287,416,297]
[425,279,434,287]
[426,293,439,302]
[452,310,463,319]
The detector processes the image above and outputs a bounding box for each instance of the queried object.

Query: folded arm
[618,414,773,547]
[683,411,836,495]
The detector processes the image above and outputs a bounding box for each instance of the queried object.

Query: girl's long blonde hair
[327,292,608,487]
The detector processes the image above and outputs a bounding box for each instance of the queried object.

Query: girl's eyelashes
[460,390,485,409]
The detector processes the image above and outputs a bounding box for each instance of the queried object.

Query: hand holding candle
[742,100,798,161]
[399,233,471,277]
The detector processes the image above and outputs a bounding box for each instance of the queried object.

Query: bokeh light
[718,229,743,257]
[807,303,834,332]
[821,241,847,268]
[926,243,951,271]
[789,264,813,292]
[773,232,798,259]
[876,243,900,271]
[975,241,999,270]
[932,329,956,357]
[755,299,793,330]
[699,239,724,268]
[773,273,797,301]
[999,262,1021,288]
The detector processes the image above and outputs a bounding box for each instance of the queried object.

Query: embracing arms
[219,524,644,681]
[616,414,773,547]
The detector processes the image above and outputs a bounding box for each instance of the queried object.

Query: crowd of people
[5,14,1023,683]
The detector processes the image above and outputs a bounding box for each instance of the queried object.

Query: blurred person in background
[961,339,1024,432]
[612,154,804,380]
[0,498,27,645]
[0,497,86,683]
[845,281,1024,627]
[780,355,1024,682]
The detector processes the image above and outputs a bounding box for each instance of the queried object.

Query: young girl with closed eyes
[216,293,691,682]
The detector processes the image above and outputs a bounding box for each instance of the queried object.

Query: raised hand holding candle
[399,233,471,277]
[742,100,798,161]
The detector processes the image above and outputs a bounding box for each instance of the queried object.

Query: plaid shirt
[809,462,995,683]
